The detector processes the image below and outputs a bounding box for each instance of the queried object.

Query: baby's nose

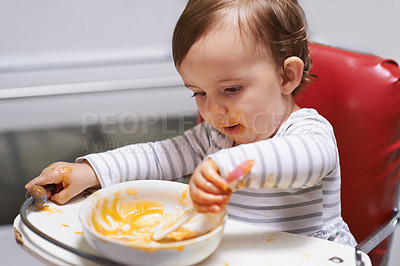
[207,99,228,116]
[206,102,228,126]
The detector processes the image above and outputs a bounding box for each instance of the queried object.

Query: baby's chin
[209,123,267,144]
[227,134,254,145]
[229,132,272,145]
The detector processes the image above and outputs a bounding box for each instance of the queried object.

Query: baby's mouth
[223,124,242,134]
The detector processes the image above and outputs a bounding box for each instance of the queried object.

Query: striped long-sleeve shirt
[78,108,356,245]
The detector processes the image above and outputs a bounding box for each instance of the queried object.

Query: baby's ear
[281,56,304,95]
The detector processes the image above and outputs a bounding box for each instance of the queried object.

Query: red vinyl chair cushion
[295,43,400,265]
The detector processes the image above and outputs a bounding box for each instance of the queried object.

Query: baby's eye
[191,91,206,97]
[225,86,242,93]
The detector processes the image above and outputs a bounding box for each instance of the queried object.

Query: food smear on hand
[90,191,203,249]
[45,166,73,205]
[54,166,73,180]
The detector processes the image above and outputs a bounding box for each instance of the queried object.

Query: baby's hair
[172,0,314,94]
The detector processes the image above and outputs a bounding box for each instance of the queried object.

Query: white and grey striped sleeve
[76,122,211,188]
[208,111,339,189]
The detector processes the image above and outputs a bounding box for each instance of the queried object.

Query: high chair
[295,43,400,266]
[196,42,400,265]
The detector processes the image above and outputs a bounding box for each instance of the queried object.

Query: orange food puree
[91,191,201,248]
[39,205,64,214]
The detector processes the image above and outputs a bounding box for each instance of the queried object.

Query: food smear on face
[90,191,203,249]
[38,205,64,214]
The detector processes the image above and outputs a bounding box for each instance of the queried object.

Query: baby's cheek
[252,113,275,134]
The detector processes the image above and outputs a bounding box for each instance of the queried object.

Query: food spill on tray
[38,204,64,214]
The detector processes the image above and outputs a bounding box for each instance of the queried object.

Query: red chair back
[295,43,400,265]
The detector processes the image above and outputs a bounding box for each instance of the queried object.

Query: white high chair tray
[13,191,371,266]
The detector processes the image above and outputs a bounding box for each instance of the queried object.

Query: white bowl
[80,180,227,266]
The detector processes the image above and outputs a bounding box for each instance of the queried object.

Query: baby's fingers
[192,201,223,213]
[202,160,228,191]
[25,173,61,189]
[193,174,224,195]
[50,187,74,205]
[190,183,228,206]
[25,165,72,189]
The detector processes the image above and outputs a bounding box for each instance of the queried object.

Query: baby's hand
[189,159,230,213]
[25,161,100,205]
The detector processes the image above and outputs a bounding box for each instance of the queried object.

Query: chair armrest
[356,208,400,254]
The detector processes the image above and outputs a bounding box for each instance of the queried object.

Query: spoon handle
[152,159,255,241]
[152,208,197,241]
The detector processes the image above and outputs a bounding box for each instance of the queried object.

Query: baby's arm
[78,123,210,188]
[25,122,210,205]
[25,161,100,204]
[212,135,336,189]
[209,114,338,189]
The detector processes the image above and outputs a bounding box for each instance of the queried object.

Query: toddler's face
[179,24,293,144]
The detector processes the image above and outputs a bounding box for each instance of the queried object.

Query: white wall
[301,0,400,63]
[0,0,398,75]
[1,0,399,132]
[0,0,185,71]
[0,0,193,132]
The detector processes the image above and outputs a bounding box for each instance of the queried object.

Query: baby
[26,0,356,246]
